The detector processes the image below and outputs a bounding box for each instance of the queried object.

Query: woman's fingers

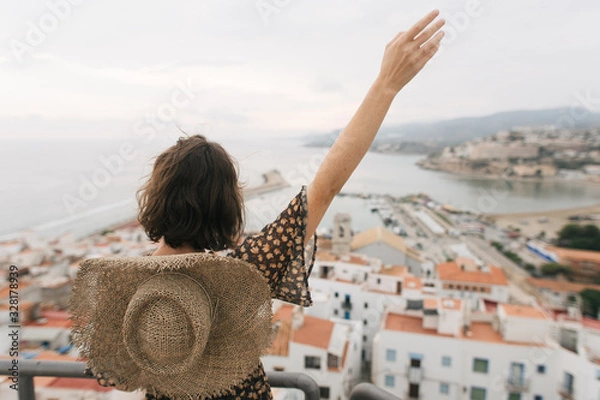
[414,18,446,48]
[416,30,445,68]
[404,9,440,42]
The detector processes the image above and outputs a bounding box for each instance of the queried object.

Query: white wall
[373,326,562,400]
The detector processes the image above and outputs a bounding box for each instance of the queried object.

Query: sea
[2,135,600,240]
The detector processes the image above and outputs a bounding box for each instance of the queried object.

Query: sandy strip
[487,203,600,239]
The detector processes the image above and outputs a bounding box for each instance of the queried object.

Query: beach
[489,203,600,238]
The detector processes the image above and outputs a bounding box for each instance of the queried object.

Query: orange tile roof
[500,304,550,320]
[377,265,408,277]
[273,304,293,323]
[583,318,600,331]
[548,246,600,264]
[424,298,438,309]
[441,299,462,310]
[437,261,508,286]
[385,313,452,337]
[270,305,294,357]
[292,316,335,350]
[527,277,600,293]
[343,254,370,266]
[455,257,479,267]
[384,313,539,346]
[404,276,422,290]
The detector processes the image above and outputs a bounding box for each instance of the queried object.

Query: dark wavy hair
[136,135,244,251]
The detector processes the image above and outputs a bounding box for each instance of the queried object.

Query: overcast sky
[1,0,599,139]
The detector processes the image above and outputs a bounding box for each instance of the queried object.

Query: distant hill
[304,108,600,152]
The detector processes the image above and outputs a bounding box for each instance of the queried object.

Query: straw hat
[69,252,273,399]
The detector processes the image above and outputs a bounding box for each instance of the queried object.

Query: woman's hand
[377,10,445,96]
[306,10,446,244]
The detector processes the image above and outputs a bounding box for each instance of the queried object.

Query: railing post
[18,375,36,400]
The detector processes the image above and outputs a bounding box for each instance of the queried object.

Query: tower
[332,213,352,255]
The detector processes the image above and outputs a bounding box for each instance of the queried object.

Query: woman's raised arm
[306,10,445,242]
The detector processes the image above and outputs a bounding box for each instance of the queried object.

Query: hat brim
[69,252,273,399]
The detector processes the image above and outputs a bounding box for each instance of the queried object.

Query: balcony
[558,383,575,400]
[0,360,400,400]
[505,377,530,392]
[406,366,424,383]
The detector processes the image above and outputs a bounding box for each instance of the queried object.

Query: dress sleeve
[229,186,316,307]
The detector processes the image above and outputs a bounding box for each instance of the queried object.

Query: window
[448,284,454,289]
[386,349,397,362]
[319,386,330,399]
[473,358,489,373]
[333,309,338,316]
[363,335,367,343]
[304,356,321,370]
[508,394,521,400]
[273,366,285,371]
[384,375,395,388]
[377,278,381,284]
[442,356,452,367]
[364,302,368,309]
[363,319,367,326]
[534,396,543,400]
[537,364,545,374]
[457,285,462,290]
[334,292,339,298]
[470,387,486,400]
[562,372,574,395]
[327,353,340,369]
[440,383,449,394]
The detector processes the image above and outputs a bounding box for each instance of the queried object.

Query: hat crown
[123,273,212,376]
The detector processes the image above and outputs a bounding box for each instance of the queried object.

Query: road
[463,236,542,305]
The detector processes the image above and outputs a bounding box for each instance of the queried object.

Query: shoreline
[488,202,600,239]
[2,169,291,242]
[417,164,600,187]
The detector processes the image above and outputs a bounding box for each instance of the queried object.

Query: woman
[87,9,445,399]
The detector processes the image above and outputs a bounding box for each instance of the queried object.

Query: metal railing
[505,377,530,392]
[0,360,400,400]
[557,382,575,400]
[350,383,400,400]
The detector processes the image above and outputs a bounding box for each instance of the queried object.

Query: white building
[308,250,428,362]
[351,227,423,276]
[372,299,600,400]
[436,259,509,308]
[262,303,362,400]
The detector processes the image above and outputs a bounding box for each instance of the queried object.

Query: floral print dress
[87,187,316,399]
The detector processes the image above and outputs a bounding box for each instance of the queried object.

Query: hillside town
[418,126,600,182]
[1,191,600,400]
